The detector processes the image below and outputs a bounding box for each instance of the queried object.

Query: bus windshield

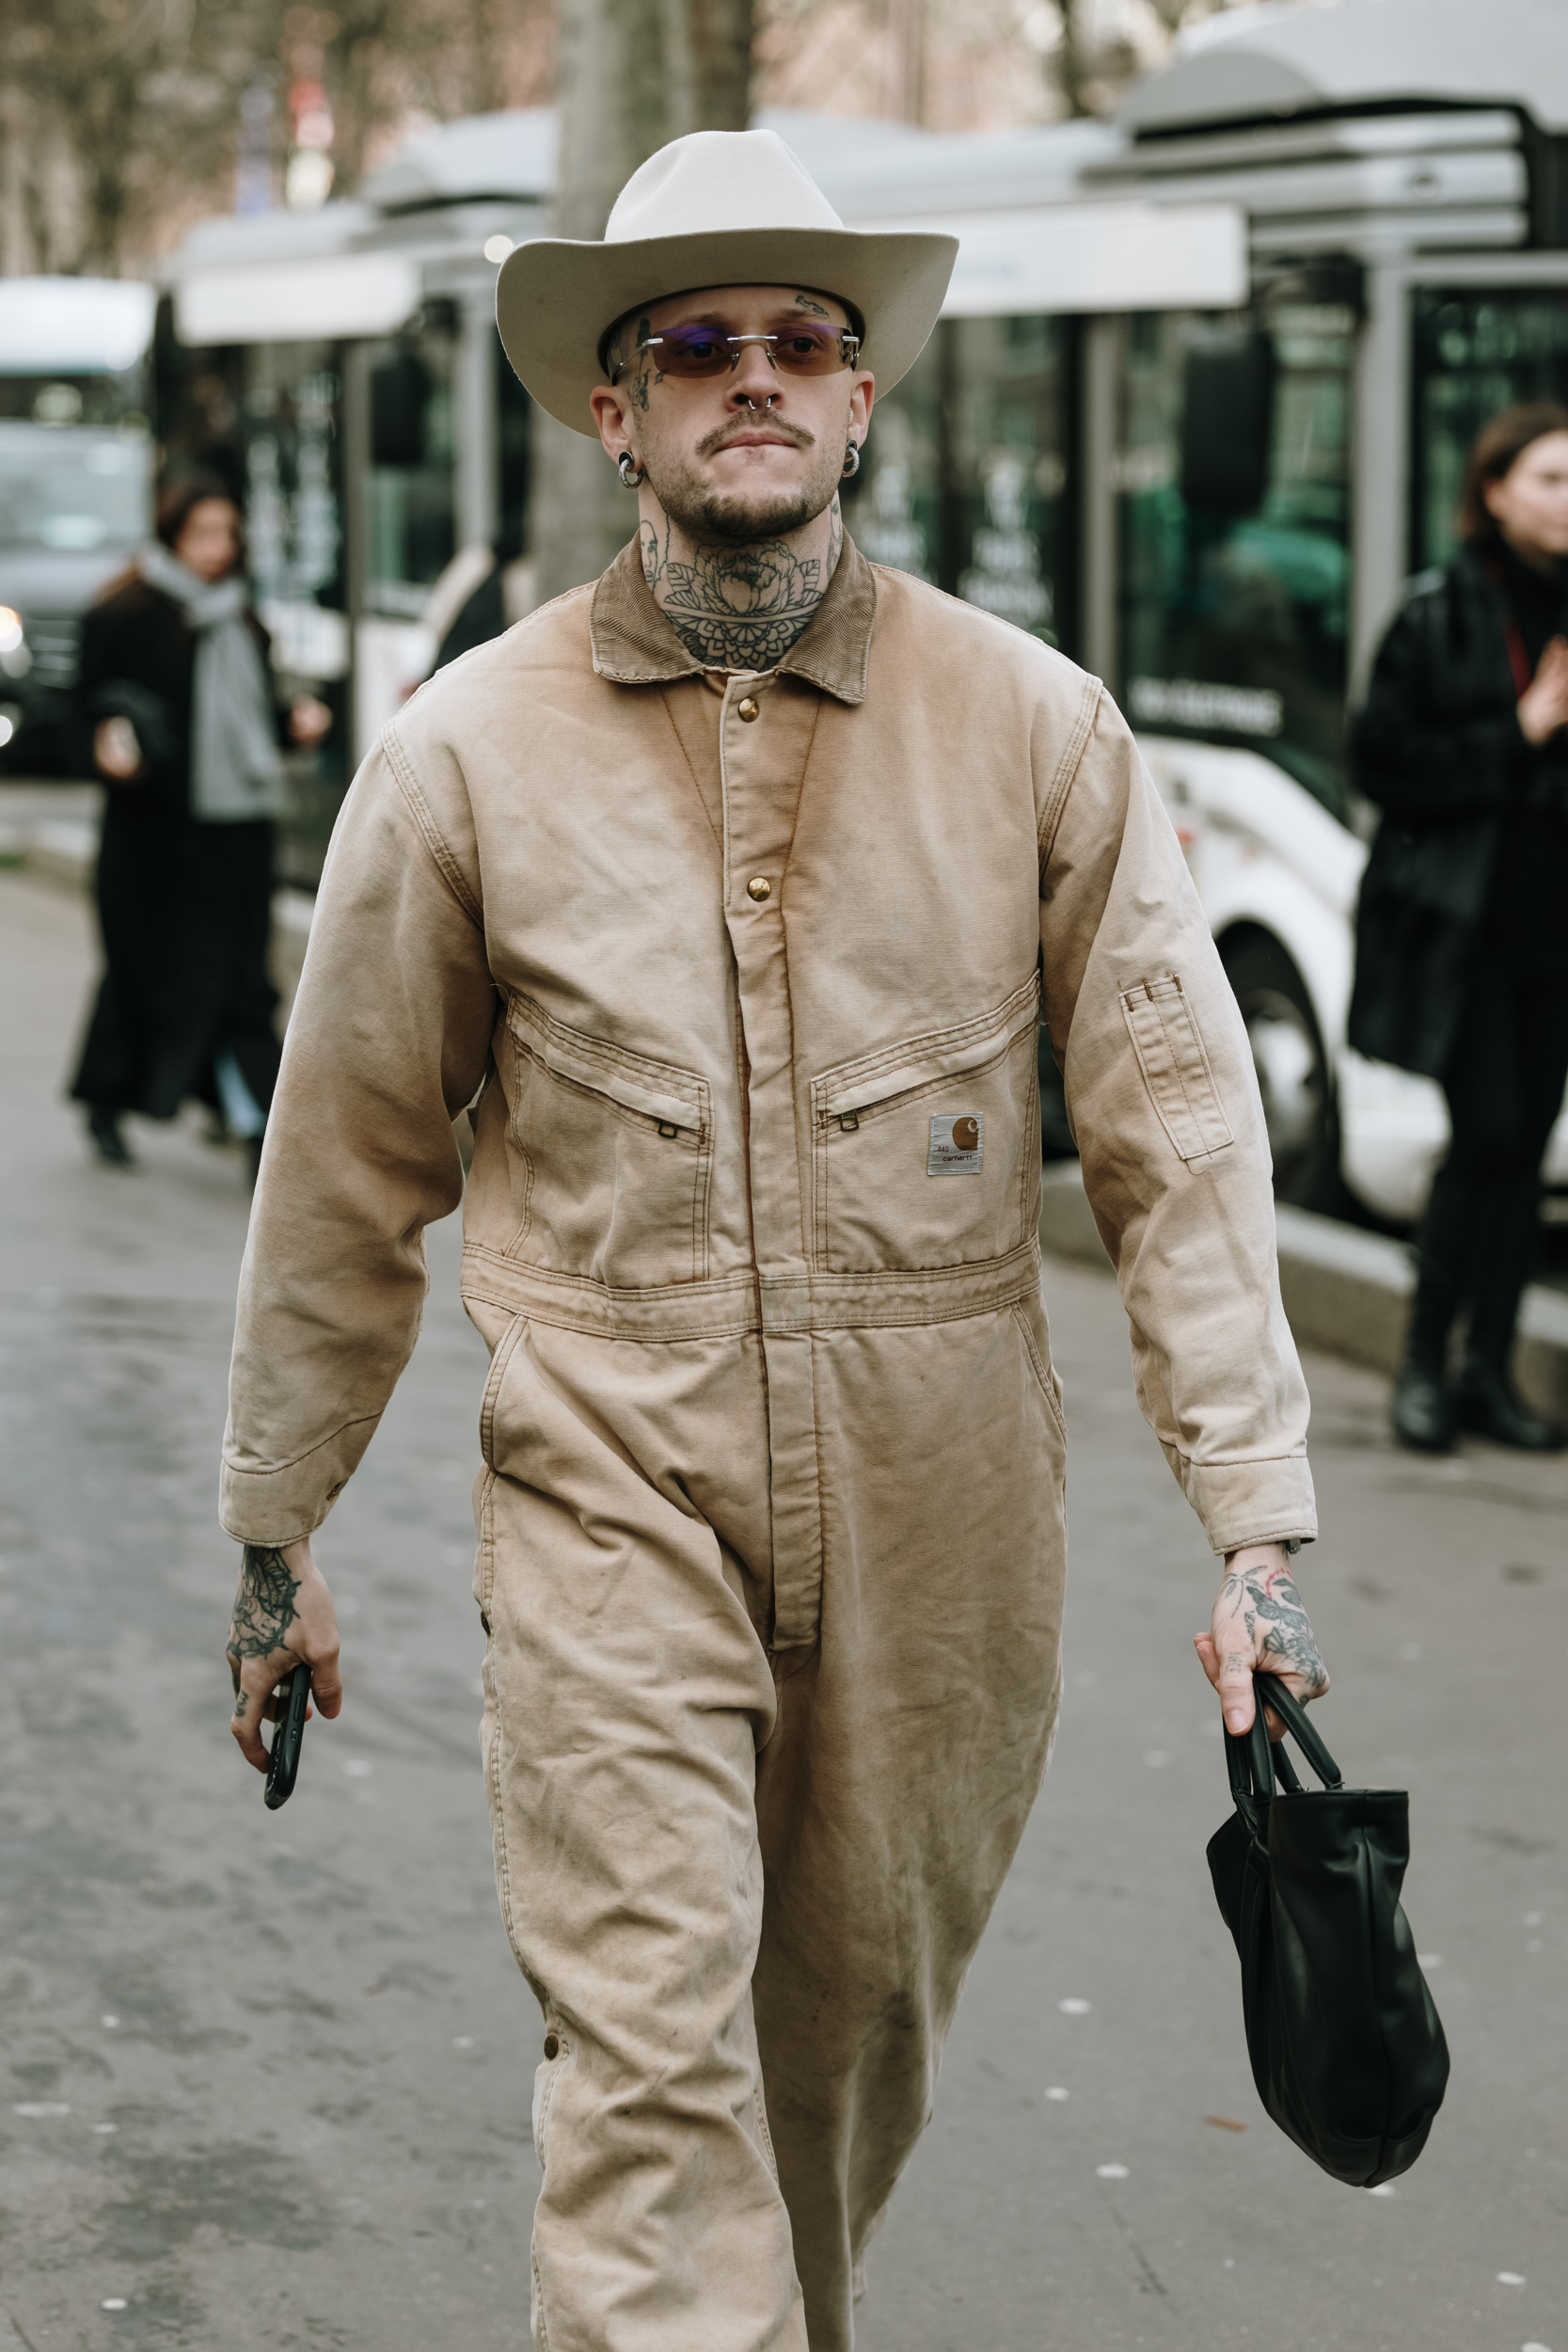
[1412,289,1568,572]
[0,425,150,554]
[1117,287,1354,822]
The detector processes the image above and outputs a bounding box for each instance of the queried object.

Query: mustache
[696,413,816,458]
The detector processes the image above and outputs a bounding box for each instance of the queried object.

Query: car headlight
[0,608,32,678]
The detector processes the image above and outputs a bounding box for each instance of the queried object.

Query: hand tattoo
[1220,1563,1327,1693]
[228,1544,301,1663]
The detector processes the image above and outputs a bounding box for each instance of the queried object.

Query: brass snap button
[736,696,760,722]
[543,2032,560,2059]
[746,876,772,902]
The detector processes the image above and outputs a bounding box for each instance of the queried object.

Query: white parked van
[0,278,156,769]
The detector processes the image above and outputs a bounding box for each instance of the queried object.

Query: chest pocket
[811,974,1039,1275]
[504,994,713,1288]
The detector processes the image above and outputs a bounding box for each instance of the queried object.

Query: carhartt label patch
[928,1113,983,1174]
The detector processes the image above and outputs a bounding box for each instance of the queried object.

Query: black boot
[1390,1165,1469,1453]
[1452,1355,1565,1451]
[1452,1176,1563,1447]
[86,1104,134,1168]
[1390,1355,1455,1453]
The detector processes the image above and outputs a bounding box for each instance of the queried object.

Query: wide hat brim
[497,224,958,435]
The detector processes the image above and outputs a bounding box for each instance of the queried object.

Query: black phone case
[263,1664,310,1810]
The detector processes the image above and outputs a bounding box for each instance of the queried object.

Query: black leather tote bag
[1207,1674,1449,2187]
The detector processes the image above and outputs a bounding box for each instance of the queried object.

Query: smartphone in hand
[264,1663,311,1811]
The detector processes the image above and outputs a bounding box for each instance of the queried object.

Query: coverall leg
[475,1286,1067,2351]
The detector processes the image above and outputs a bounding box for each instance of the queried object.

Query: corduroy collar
[590,530,877,707]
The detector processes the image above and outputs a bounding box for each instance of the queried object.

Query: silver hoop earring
[617,453,644,488]
[842,442,861,479]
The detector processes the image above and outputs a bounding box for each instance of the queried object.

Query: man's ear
[849,371,875,446]
[589,384,635,466]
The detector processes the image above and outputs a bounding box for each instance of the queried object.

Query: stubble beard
[645,428,841,548]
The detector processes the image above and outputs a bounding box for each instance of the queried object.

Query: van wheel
[1219,929,1339,1212]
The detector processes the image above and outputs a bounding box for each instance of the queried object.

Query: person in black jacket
[69,475,329,1173]
[1351,403,1568,1452]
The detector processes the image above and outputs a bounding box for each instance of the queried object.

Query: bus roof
[0,278,155,374]
[1122,0,1568,137]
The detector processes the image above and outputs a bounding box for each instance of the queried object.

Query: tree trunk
[530,0,753,603]
[1057,0,1094,119]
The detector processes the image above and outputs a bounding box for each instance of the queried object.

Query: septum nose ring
[742,394,778,410]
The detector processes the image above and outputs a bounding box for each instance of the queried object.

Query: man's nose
[727,341,778,405]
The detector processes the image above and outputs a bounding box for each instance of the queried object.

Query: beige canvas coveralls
[222,538,1316,2352]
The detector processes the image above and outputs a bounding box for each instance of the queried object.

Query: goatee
[667,485,825,545]
[648,418,840,548]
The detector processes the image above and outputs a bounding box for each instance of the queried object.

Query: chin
[652,441,840,547]
[674,482,832,546]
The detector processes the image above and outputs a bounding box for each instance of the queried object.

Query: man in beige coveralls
[223,131,1328,2351]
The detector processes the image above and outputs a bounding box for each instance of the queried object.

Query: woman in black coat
[69,476,328,1172]
[1350,403,1568,1452]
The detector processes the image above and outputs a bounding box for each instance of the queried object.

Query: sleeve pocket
[1119,975,1234,1165]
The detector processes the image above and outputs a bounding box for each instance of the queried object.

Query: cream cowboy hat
[496,129,958,435]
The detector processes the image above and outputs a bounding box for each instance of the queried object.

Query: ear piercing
[842,442,861,478]
[617,453,644,488]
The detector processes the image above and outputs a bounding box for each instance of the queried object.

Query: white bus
[162,0,1568,1219]
[0,278,156,767]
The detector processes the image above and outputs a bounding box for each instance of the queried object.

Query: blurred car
[0,278,156,773]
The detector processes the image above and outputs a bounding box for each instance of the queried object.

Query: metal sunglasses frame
[611,325,862,386]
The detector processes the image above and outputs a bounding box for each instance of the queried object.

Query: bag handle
[1224,1672,1344,1806]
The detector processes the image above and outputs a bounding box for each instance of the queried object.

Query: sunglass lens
[655,326,734,377]
[772,326,844,374]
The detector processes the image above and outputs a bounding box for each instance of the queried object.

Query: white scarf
[138,542,286,822]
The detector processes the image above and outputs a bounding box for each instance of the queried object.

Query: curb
[1039,1159,1568,1424]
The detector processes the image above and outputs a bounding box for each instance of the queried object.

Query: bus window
[947,313,1070,649]
[842,314,1071,650]
[1117,290,1354,822]
[842,336,942,584]
[497,328,531,557]
[241,345,350,880]
[1412,290,1568,572]
[240,346,346,622]
[364,306,458,619]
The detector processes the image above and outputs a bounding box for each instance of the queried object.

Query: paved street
[2,864,1564,2352]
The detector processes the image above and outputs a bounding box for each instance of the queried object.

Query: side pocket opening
[1119,975,1234,1166]
[479,1311,531,1472]
[1011,1301,1068,1446]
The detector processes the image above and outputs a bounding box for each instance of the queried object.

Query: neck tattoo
[641,496,844,672]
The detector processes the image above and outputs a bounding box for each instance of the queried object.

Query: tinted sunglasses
[612,323,862,384]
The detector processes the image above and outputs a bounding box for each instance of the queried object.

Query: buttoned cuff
[218,1417,377,1547]
[1159,1446,1318,1557]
